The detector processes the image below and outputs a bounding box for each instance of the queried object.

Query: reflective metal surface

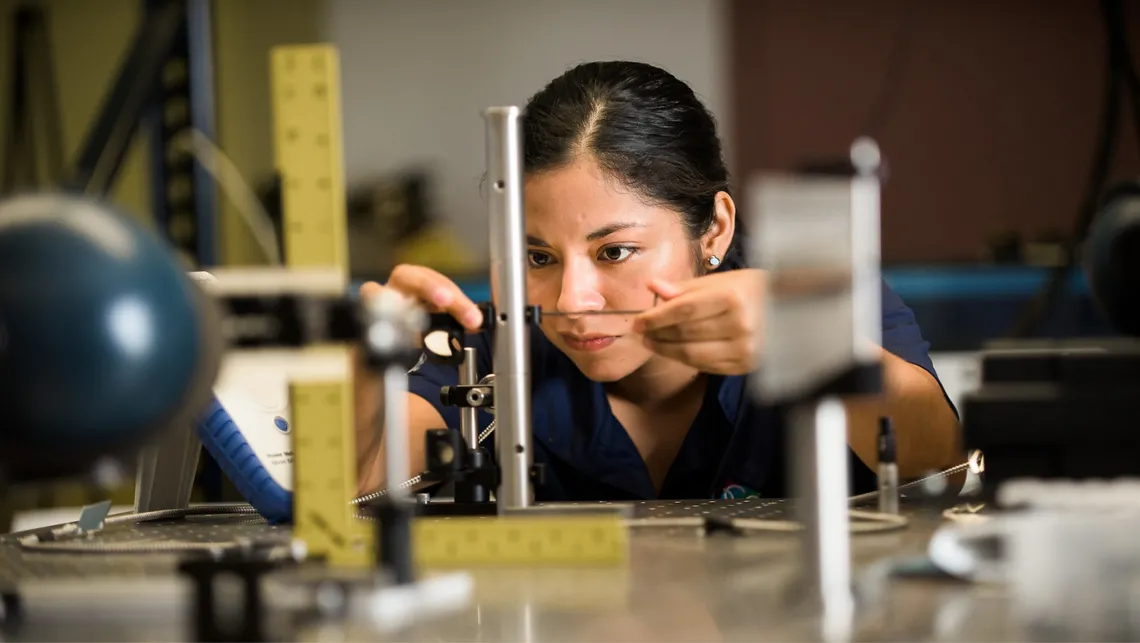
[0,499,1049,642]
[484,106,533,513]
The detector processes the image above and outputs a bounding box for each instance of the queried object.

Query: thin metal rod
[540,309,646,317]
[484,106,532,512]
[459,347,479,450]
[791,398,854,642]
[382,364,409,502]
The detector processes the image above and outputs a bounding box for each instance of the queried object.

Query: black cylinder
[1088,186,1140,336]
[376,500,415,585]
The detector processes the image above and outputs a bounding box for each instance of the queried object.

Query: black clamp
[423,429,497,506]
[424,303,542,366]
[439,384,494,409]
[179,556,280,643]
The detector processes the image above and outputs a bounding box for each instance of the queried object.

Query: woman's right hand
[359,264,485,332]
[354,264,482,492]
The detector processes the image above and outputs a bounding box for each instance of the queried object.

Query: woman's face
[522,158,701,382]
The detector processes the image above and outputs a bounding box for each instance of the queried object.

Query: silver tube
[459,347,479,449]
[791,397,854,642]
[484,106,532,512]
[382,364,409,502]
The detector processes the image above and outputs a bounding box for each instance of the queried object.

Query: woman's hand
[633,269,766,376]
[360,264,484,332]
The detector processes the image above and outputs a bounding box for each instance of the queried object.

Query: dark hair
[521,61,738,267]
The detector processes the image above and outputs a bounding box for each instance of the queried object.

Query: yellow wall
[0,0,150,220]
[213,0,325,265]
[0,0,325,263]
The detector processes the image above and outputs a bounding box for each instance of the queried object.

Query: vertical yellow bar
[289,372,372,568]
[269,44,349,277]
[270,44,368,568]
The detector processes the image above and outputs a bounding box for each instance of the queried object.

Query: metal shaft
[459,347,479,449]
[484,106,532,512]
[791,397,854,642]
[382,364,410,502]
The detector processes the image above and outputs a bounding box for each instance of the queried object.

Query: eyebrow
[527,222,647,248]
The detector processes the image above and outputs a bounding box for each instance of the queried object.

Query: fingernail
[463,310,483,329]
[431,289,451,306]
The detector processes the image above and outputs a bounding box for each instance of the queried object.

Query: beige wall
[0,0,325,264]
[213,0,324,265]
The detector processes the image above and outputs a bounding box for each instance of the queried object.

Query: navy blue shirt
[407,277,944,501]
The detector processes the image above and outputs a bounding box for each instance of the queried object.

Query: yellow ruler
[413,514,628,567]
[269,44,349,277]
[270,44,370,568]
[290,373,372,568]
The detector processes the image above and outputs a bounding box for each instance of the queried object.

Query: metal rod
[791,397,854,642]
[382,364,410,502]
[540,309,646,317]
[459,347,479,449]
[484,106,532,512]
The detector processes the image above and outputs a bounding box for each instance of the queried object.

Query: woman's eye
[528,251,553,268]
[599,246,636,263]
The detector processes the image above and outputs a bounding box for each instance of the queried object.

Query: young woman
[356,61,960,500]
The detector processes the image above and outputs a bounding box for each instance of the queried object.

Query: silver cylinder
[382,364,410,502]
[791,397,854,642]
[459,347,479,449]
[484,106,532,512]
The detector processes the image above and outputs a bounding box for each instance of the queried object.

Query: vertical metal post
[185,0,217,265]
[750,138,884,643]
[383,365,410,501]
[791,398,854,642]
[459,347,479,450]
[143,0,218,267]
[484,106,532,512]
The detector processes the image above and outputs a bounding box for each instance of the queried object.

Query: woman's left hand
[633,269,766,375]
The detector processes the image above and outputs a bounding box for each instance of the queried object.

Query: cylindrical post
[484,106,532,512]
[791,397,854,642]
[382,364,409,501]
[459,347,479,450]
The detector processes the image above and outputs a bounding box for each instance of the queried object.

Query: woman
[356,61,960,500]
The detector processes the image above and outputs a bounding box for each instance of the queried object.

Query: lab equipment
[877,418,899,515]
[749,138,885,642]
[0,193,223,486]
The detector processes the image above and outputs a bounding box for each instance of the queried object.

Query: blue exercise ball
[0,193,222,484]
[1087,186,1140,337]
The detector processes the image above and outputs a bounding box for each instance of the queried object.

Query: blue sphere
[0,193,221,482]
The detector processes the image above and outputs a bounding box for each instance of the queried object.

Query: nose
[555,261,604,313]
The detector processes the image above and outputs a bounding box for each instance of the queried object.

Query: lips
[560,334,617,352]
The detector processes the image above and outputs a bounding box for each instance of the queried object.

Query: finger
[642,336,725,368]
[634,290,732,333]
[648,277,686,301]
[387,264,483,330]
[359,281,384,298]
[644,315,742,343]
[643,337,755,375]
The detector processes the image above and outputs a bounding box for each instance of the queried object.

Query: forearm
[845,348,961,479]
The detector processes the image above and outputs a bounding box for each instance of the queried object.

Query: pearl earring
[707,255,721,268]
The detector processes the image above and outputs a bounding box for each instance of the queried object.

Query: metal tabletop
[0,498,1011,642]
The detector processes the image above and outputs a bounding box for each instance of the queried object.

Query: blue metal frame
[143,0,218,267]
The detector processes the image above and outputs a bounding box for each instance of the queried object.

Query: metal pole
[483,106,532,512]
[383,364,409,501]
[791,397,854,642]
[459,347,479,450]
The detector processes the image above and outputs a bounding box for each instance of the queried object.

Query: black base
[179,556,278,643]
[962,342,1140,501]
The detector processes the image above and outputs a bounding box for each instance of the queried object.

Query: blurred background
[1,0,1135,520]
